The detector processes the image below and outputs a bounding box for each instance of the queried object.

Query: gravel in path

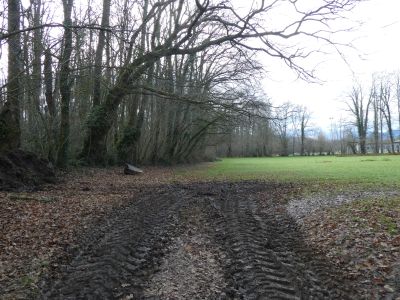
[287,190,400,223]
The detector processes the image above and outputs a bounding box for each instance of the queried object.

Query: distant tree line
[216,101,334,157]
[218,70,400,158]
[343,73,400,154]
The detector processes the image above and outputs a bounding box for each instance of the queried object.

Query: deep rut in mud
[40,182,355,299]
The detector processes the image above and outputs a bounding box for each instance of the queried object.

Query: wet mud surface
[39,182,357,299]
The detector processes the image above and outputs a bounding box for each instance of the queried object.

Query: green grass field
[182,155,400,187]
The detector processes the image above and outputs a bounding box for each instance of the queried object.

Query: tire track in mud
[212,195,303,299]
[210,196,348,299]
[41,187,192,299]
[200,182,354,299]
[40,182,355,299]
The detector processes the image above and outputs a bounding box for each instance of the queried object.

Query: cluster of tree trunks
[0,0,360,165]
[346,74,400,155]
[219,102,314,157]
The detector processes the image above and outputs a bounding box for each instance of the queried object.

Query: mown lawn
[180,155,400,187]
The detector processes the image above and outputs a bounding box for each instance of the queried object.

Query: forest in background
[0,0,362,167]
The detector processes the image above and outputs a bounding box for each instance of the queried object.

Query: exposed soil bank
[0,150,55,192]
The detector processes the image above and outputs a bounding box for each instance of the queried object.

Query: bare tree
[333,117,347,154]
[344,127,358,154]
[116,0,149,163]
[92,0,111,107]
[371,79,380,153]
[44,48,56,160]
[0,0,22,152]
[297,106,311,156]
[29,0,43,115]
[379,77,395,153]
[274,102,294,156]
[346,84,371,154]
[79,0,360,164]
[56,0,74,167]
[0,0,361,165]
[396,74,400,141]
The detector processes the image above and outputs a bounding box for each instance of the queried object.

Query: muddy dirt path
[39,182,356,299]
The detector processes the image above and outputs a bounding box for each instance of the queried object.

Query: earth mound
[0,149,56,191]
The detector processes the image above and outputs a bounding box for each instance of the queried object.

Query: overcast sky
[260,0,400,132]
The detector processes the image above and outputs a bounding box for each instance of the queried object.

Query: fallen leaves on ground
[301,195,400,298]
[2,165,399,299]
[0,166,175,299]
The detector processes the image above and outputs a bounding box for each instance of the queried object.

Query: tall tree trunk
[44,48,56,161]
[31,0,42,114]
[383,108,395,153]
[0,0,22,153]
[115,0,149,164]
[380,82,395,153]
[300,123,305,156]
[347,85,370,155]
[396,75,400,145]
[380,108,384,153]
[387,118,395,153]
[116,93,139,162]
[92,0,111,107]
[373,90,379,154]
[56,0,74,167]
[25,0,44,152]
